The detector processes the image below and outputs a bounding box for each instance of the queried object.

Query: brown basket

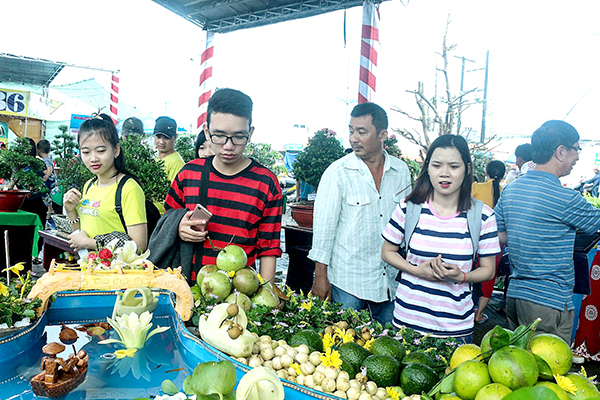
[51,214,73,234]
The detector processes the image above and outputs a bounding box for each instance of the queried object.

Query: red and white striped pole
[358,0,379,104]
[197,31,215,130]
[110,73,119,124]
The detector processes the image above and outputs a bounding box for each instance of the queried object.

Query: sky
[3,0,600,154]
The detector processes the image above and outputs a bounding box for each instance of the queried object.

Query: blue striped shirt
[495,170,600,311]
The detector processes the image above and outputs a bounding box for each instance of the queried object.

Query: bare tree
[392,15,481,153]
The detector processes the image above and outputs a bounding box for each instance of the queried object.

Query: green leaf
[161,379,180,395]
[533,354,554,380]
[511,325,530,349]
[489,325,511,350]
[503,385,560,400]
[439,372,455,393]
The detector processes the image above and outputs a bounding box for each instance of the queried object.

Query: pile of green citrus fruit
[431,321,600,400]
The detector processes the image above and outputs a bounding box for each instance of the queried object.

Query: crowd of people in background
[3,88,600,350]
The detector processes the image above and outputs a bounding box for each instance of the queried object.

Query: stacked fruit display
[432,320,600,400]
[191,245,281,311]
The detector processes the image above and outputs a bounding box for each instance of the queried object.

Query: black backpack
[84,176,161,238]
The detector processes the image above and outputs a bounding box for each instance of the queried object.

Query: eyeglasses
[567,145,582,154]
[209,134,249,146]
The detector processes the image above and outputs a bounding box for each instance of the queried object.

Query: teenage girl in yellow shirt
[63,114,148,251]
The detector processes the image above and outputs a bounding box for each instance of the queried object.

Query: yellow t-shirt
[162,152,185,183]
[78,178,147,238]
[471,179,502,209]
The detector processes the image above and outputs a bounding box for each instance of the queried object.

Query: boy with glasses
[149,88,282,284]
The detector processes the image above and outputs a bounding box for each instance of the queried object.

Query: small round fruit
[227,303,239,317]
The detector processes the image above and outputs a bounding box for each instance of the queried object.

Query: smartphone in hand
[190,204,212,231]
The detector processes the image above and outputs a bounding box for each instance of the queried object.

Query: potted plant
[0,262,42,337]
[290,128,345,228]
[0,137,48,212]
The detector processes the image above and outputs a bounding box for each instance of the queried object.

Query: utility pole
[481,50,490,143]
[453,55,475,135]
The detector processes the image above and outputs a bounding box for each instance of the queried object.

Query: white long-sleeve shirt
[308,151,411,302]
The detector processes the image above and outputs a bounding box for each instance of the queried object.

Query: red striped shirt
[165,157,283,273]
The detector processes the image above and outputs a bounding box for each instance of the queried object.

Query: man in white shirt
[504,143,535,186]
[308,103,412,324]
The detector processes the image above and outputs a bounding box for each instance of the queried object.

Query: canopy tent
[0,53,64,87]
[152,0,371,33]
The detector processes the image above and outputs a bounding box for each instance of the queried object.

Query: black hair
[25,137,37,157]
[206,88,253,128]
[78,114,131,177]
[486,160,506,207]
[514,143,532,162]
[531,120,580,165]
[194,131,207,156]
[405,134,474,212]
[37,139,51,154]
[350,103,388,133]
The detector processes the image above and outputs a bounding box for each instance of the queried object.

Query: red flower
[98,249,113,259]
[101,260,111,267]
[87,253,98,260]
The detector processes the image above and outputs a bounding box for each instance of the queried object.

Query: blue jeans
[331,285,394,326]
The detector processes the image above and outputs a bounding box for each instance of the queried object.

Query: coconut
[232,268,260,296]
[200,271,232,301]
[225,292,253,313]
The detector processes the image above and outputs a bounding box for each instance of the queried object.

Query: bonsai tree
[52,125,93,193]
[292,128,345,190]
[0,137,47,193]
[245,143,286,175]
[175,134,196,163]
[120,135,169,203]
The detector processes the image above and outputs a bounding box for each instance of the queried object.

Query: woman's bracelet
[67,216,80,224]
[461,271,467,284]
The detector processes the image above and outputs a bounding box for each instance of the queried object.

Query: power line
[564,77,600,119]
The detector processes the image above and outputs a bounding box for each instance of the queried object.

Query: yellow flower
[554,374,577,395]
[322,333,335,351]
[579,366,597,382]
[363,338,374,351]
[257,273,265,284]
[291,362,302,376]
[300,299,313,311]
[227,271,235,278]
[0,282,8,297]
[114,348,137,359]
[2,262,24,277]
[386,387,401,400]
[334,327,354,344]
[320,348,342,369]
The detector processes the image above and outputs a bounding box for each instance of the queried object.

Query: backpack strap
[83,177,98,195]
[402,201,422,255]
[466,198,484,260]
[115,175,132,232]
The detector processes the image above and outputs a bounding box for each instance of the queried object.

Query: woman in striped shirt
[381,135,501,341]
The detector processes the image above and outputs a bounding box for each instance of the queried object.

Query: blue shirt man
[495,120,600,343]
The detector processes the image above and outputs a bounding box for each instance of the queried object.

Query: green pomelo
[453,360,492,400]
[401,351,436,367]
[529,333,572,376]
[503,386,560,400]
[565,373,600,400]
[474,383,512,400]
[487,346,539,390]
[534,382,570,400]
